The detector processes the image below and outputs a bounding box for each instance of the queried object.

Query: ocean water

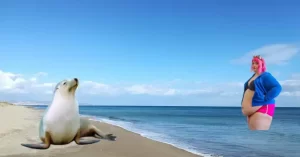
[31,105,300,157]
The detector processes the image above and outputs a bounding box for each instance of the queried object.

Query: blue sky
[0,0,300,106]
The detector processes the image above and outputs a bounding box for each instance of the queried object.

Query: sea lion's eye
[63,82,67,85]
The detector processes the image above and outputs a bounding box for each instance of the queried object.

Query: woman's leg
[242,99,261,130]
[243,104,261,130]
[248,105,275,130]
[248,112,273,130]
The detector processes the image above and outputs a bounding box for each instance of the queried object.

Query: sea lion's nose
[74,78,78,82]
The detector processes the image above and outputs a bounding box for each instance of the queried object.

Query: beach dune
[0,102,201,157]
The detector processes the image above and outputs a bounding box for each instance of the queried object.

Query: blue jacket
[242,72,282,106]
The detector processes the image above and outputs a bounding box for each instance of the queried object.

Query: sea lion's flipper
[21,131,51,149]
[21,143,49,149]
[75,129,100,145]
[92,127,117,141]
[95,132,117,141]
[76,139,100,145]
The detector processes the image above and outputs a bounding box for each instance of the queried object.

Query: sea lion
[21,78,115,149]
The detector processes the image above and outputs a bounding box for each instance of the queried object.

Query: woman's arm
[262,73,282,101]
[242,106,261,116]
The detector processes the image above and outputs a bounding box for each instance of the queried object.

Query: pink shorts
[256,104,275,117]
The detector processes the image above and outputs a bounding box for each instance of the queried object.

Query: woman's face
[252,61,259,72]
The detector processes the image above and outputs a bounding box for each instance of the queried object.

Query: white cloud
[79,81,121,95]
[281,91,300,97]
[0,70,54,94]
[0,69,299,106]
[0,70,241,99]
[291,73,300,79]
[279,79,300,96]
[125,84,178,96]
[34,72,48,77]
[231,43,300,65]
[124,82,244,97]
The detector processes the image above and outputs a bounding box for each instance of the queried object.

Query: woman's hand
[242,107,251,116]
[242,105,261,116]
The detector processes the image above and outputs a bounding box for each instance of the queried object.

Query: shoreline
[83,115,207,157]
[0,102,203,157]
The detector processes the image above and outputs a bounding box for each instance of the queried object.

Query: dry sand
[0,102,201,157]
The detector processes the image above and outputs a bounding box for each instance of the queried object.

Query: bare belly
[242,89,254,108]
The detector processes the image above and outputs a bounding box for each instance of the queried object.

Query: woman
[241,55,282,130]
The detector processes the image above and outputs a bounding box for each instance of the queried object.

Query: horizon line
[22,104,299,108]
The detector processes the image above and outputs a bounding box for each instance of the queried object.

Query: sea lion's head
[53,78,79,97]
